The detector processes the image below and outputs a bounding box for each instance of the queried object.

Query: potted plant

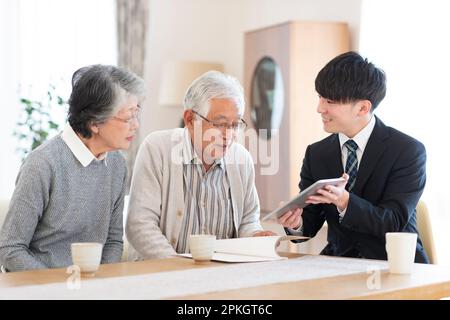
[14,84,67,161]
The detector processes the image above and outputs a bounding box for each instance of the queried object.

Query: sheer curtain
[116,0,149,193]
[0,0,21,199]
[0,0,117,198]
[18,0,117,96]
[360,0,450,265]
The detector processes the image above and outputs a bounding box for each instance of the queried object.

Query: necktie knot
[344,139,358,153]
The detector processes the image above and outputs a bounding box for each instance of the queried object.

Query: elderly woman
[0,65,145,272]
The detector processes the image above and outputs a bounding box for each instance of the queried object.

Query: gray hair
[183,70,245,117]
[68,64,145,138]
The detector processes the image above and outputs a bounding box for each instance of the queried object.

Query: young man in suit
[278,51,429,263]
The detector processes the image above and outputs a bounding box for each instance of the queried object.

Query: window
[360,0,450,265]
[0,0,117,198]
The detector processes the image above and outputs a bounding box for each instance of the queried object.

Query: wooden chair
[416,200,438,264]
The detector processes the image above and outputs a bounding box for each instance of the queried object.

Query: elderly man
[126,71,273,260]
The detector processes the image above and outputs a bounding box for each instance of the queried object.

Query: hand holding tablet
[262,177,347,221]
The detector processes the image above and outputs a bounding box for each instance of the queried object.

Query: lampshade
[159,61,224,107]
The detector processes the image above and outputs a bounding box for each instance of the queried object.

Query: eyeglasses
[112,105,141,124]
[192,110,247,131]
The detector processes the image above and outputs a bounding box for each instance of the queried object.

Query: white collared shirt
[61,125,107,167]
[337,116,376,217]
[338,116,376,171]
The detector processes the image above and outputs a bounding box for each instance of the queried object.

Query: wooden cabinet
[243,21,350,213]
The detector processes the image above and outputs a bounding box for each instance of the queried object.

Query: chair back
[416,200,438,264]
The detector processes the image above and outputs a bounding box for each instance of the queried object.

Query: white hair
[183,70,245,116]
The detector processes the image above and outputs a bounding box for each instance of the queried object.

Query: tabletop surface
[1,253,450,299]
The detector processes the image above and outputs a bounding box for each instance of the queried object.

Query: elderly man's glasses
[113,105,141,124]
[192,110,247,131]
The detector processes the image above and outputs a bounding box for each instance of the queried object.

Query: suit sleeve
[286,145,327,239]
[340,140,426,238]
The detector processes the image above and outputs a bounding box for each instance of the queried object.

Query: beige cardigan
[126,128,262,260]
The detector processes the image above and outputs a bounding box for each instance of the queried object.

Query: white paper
[180,235,307,262]
[179,252,285,262]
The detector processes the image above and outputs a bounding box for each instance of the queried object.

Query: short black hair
[315,51,386,111]
[68,64,144,138]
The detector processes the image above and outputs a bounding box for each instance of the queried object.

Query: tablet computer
[261,177,346,221]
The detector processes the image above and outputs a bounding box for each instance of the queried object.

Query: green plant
[14,84,67,161]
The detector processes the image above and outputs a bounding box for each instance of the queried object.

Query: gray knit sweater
[0,135,126,272]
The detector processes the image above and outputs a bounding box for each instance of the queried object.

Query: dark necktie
[344,139,359,192]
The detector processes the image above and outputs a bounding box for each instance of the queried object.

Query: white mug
[189,234,216,263]
[385,232,417,274]
[71,242,103,276]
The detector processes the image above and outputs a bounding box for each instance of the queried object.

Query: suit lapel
[321,135,344,222]
[352,116,390,195]
[325,134,344,178]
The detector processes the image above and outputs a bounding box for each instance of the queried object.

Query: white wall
[141,0,362,137]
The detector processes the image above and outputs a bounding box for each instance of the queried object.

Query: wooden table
[1,253,450,299]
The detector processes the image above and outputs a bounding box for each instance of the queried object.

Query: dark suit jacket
[289,117,429,263]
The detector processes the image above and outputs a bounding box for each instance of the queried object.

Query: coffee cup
[71,242,103,276]
[189,234,216,263]
[385,232,417,274]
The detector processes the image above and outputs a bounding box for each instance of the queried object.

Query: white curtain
[360,0,450,265]
[116,0,149,193]
[17,0,117,96]
[0,0,117,198]
[0,0,21,199]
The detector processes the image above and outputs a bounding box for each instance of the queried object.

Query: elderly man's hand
[253,230,277,237]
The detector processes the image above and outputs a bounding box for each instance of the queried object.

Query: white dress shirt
[337,115,376,217]
[61,125,107,167]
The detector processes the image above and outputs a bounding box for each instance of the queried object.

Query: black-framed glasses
[112,105,141,124]
[192,110,247,131]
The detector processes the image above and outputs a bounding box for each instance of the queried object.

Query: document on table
[179,235,308,263]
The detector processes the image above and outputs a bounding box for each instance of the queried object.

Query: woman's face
[95,95,140,151]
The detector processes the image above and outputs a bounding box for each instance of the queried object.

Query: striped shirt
[176,132,235,253]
